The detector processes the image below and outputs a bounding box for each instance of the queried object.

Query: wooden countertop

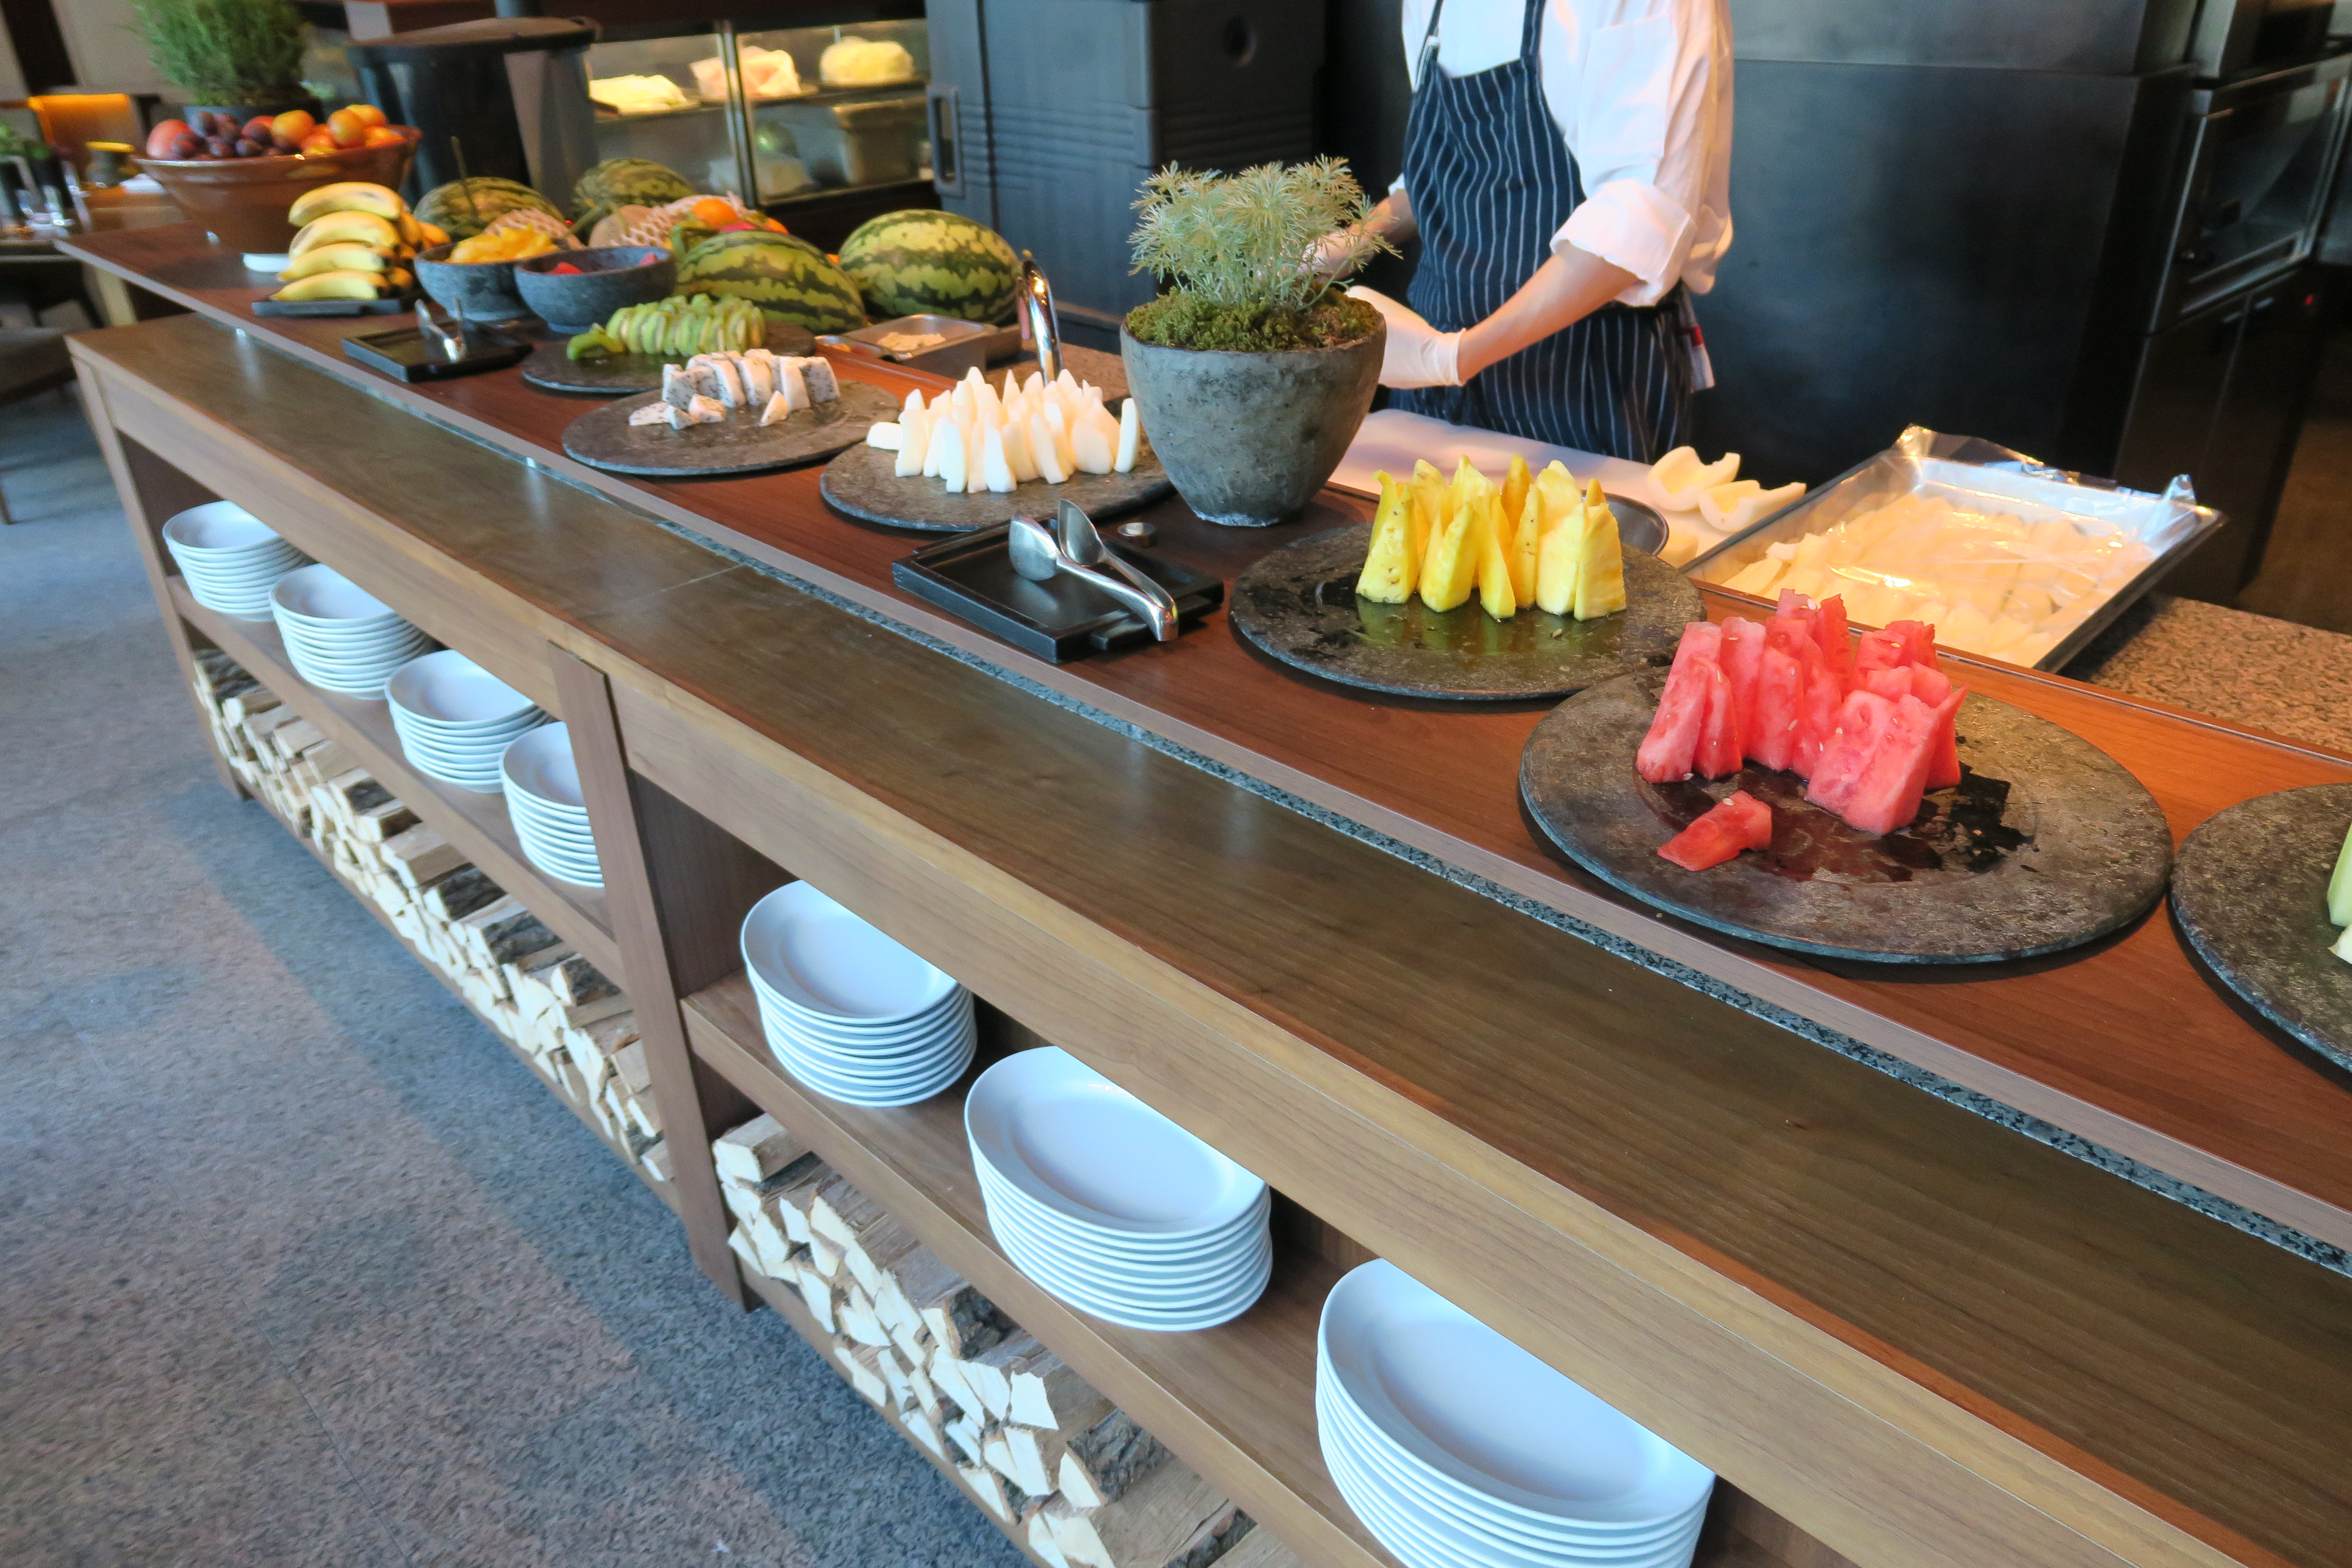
[59,223,2352,1568]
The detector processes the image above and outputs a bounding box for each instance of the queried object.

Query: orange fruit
[361,125,406,147]
[346,102,388,129]
[690,196,737,226]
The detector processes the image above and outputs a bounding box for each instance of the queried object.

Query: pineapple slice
[1355,472,1418,603]
[1571,479,1627,620]
[1419,472,1486,613]
[1476,492,1517,621]
[1501,453,1532,548]
[1532,463,1586,616]
[1507,482,1540,606]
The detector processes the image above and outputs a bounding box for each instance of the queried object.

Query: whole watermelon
[674,232,865,332]
[573,158,694,228]
[839,210,1019,325]
[415,177,561,242]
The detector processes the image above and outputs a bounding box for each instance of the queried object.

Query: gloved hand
[1302,229,1360,276]
[1348,286,1463,390]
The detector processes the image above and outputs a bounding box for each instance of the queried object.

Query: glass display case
[585,28,743,199]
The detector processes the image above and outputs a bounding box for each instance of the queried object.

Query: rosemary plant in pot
[136,0,318,122]
[1121,160,1390,527]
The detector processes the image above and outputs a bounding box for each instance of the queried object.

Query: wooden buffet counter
[60,223,2352,1568]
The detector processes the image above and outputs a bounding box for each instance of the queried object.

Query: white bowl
[392,717,545,763]
[740,881,957,1025]
[284,643,432,680]
[163,500,285,554]
[271,564,404,625]
[387,649,539,728]
[502,723,590,811]
[176,550,301,585]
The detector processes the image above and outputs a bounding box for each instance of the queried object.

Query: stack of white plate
[163,502,309,619]
[501,723,603,887]
[739,882,975,1107]
[966,1047,1272,1331]
[386,649,546,792]
[270,565,434,698]
[1318,1261,1714,1568]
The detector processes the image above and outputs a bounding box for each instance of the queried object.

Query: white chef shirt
[1396,0,1733,308]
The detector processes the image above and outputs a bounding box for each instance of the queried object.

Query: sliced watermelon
[1888,619,1940,668]
[1695,658,1743,779]
[1807,690,1897,815]
[1748,646,1804,773]
[1839,693,1939,836]
[1657,789,1774,870]
[1635,623,1724,783]
[1798,664,1842,779]
[1776,588,1814,616]
[1923,682,1965,789]
[1814,594,1850,677]
[1859,666,1914,701]
[1853,627,1908,677]
[1718,617,1767,752]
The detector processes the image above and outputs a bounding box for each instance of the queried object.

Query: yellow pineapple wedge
[1571,478,1628,620]
[1507,482,1540,605]
[1501,453,1532,545]
[1532,463,1585,615]
[1355,472,1417,603]
[1476,492,1517,620]
[1409,459,1443,562]
[1419,472,1485,612]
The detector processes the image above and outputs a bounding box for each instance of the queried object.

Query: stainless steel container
[820,314,1022,380]
[763,92,926,187]
[1684,426,2222,671]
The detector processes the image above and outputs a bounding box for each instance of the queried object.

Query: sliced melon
[2329,821,2352,927]
[1476,493,1516,621]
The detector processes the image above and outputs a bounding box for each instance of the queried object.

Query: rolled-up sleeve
[1552,3,1724,306]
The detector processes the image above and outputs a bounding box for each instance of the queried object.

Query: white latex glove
[1347,286,1462,390]
[1303,230,1357,276]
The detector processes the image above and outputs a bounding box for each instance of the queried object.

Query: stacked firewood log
[191,650,668,1180]
[712,1114,1300,1568]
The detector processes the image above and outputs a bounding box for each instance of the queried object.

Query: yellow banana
[271,270,382,302]
[287,181,407,228]
[382,267,413,291]
[416,220,449,248]
[396,211,423,246]
[278,243,396,281]
[289,211,402,257]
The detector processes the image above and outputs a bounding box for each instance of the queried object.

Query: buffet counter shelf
[58,222,2352,1568]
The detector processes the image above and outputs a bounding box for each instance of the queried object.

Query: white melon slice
[981,426,1017,493]
[866,422,903,450]
[903,388,924,415]
[965,420,988,494]
[936,418,970,491]
[1115,398,1139,473]
[922,412,958,478]
[1069,416,1115,475]
[1001,416,1038,483]
[1029,412,1071,484]
[1001,369,1020,404]
[896,409,929,477]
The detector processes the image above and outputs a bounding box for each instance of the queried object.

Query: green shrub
[135,0,309,108]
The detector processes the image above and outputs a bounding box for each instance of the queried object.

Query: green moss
[1126,291,1380,353]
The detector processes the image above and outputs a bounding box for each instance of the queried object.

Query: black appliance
[346,17,603,204]
[2187,0,2352,78]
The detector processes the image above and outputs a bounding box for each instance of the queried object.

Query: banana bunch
[566,293,764,361]
[271,183,449,303]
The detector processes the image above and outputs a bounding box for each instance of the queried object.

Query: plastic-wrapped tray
[1684,427,2222,670]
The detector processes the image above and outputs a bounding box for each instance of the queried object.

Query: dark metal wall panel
[1726,0,2196,74]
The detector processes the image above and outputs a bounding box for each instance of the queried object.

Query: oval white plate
[388,649,539,726]
[164,500,282,553]
[740,881,956,1023]
[502,723,589,811]
[271,564,404,624]
[973,1161,1268,1262]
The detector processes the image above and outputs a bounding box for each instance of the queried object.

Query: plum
[242,115,275,142]
[205,136,233,158]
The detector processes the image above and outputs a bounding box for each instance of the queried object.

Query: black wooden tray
[254,293,410,317]
[821,441,1173,532]
[520,322,819,395]
[1226,508,1694,702]
[340,325,531,382]
[561,382,900,477]
[2171,783,2352,1072]
[1519,669,2174,964]
[891,525,1223,662]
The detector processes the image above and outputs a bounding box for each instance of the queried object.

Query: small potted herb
[1120,159,1390,527]
[135,0,318,122]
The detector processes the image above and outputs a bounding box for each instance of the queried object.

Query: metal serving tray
[820,313,1022,380]
[1684,426,2223,671]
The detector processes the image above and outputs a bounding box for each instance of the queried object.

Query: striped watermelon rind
[674,232,866,332]
[839,210,1019,325]
[573,158,695,227]
[415,177,561,242]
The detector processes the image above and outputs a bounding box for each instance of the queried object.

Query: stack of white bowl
[1318,1261,1714,1568]
[163,502,309,619]
[386,649,547,793]
[500,723,603,887]
[967,1047,1272,1331]
[739,882,975,1106]
[270,565,434,698]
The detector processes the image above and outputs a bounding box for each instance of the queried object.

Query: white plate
[163,500,285,554]
[965,1047,1265,1240]
[175,555,301,589]
[995,1221,1272,1330]
[763,1003,974,1075]
[775,1035,973,1107]
[986,1202,1271,1294]
[518,846,604,885]
[974,1162,1269,1262]
[515,824,601,869]
[741,881,957,1023]
[502,723,589,810]
[271,564,405,624]
[392,707,546,744]
[752,983,969,1050]
[1322,1263,1712,1530]
[388,649,539,726]
[279,626,431,665]
[510,809,598,852]
[1319,1378,1703,1550]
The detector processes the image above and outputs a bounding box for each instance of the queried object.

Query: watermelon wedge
[1922,682,1965,789]
[1807,690,1898,815]
[1718,618,1767,752]
[1853,627,1908,677]
[1748,646,1804,773]
[1695,658,1743,779]
[1635,623,1725,783]
[1798,665,1842,779]
[1838,694,1940,836]
[1814,595,1850,677]
[1889,619,1940,668]
[1657,789,1773,870]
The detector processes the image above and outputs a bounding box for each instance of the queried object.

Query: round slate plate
[1519,669,2173,963]
[521,323,819,395]
[818,442,1174,532]
[2171,784,2352,1072]
[1226,514,1697,701]
[562,381,901,478]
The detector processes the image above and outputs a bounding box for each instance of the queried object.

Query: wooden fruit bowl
[136,131,420,255]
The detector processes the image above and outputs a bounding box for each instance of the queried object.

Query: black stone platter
[2171,783,2352,1072]
[818,442,1173,532]
[520,323,818,395]
[1226,519,1699,701]
[561,382,900,478]
[1519,668,2174,963]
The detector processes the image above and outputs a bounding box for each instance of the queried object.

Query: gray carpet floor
[0,387,1024,1568]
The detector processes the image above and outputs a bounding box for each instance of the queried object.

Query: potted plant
[1120,159,1390,527]
[135,0,318,123]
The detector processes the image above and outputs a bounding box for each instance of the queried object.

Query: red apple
[242,115,275,143]
[299,127,338,156]
[145,119,193,159]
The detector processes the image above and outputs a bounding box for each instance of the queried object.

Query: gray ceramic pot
[414,243,530,322]
[1119,322,1384,527]
[514,245,674,333]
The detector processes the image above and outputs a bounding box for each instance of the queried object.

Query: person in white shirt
[1341,0,1733,461]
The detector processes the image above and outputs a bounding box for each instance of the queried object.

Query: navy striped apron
[1391,0,1693,461]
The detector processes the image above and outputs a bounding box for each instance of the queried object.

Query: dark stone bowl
[414,243,531,322]
[514,245,675,334]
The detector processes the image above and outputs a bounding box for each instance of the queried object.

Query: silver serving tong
[416,297,467,361]
[1006,501,1180,642]
[1017,252,1061,384]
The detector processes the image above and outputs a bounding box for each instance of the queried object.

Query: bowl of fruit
[413,219,578,322]
[512,245,674,333]
[138,104,419,257]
